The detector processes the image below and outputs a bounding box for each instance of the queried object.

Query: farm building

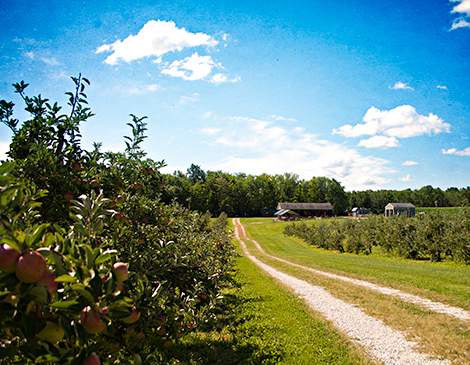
[275,202,333,218]
[384,203,416,218]
[351,207,368,218]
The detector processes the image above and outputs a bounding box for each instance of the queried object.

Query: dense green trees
[349,186,470,215]
[161,168,350,217]
[161,165,469,217]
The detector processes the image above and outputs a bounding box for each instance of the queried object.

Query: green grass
[416,206,469,214]
[163,248,372,364]
[241,218,470,309]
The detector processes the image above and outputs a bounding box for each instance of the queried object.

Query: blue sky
[1,0,469,191]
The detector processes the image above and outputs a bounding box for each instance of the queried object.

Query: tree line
[161,164,470,217]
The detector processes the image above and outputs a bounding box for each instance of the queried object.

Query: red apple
[37,269,58,296]
[100,274,109,282]
[81,306,106,334]
[122,307,140,324]
[156,326,166,336]
[36,321,64,343]
[15,251,46,283]
[112,262,128,282]
[115,281,124,292]
[71,162,82,171]
[64,192,74,201]
[133,182,142,189]
[0,244,21,273]
[90,179,99,188]
[84,353,100,365]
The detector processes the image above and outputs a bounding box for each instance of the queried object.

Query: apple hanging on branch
[15,251,47,283]
[0,244,21,273]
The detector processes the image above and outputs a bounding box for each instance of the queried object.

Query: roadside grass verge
[164,247,373,364]
[240,218,470,364]
[241,218,470,310]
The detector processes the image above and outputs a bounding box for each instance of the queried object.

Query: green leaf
[85,244,94,268]
[30,223,49,246]
[71,284,95,303]
[29,285,48,302]
[0,161,16,175]
[51,300,79,309]
[95,253,112,264]
[55,274,77,283]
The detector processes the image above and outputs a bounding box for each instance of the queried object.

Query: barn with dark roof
[275,202,333,218]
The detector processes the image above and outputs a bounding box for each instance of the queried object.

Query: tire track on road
[234,218,470,322]
[233,218,452,365]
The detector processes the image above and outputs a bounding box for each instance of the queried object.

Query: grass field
[240,217,470,364]
[163,239,372,364]
[242,217,470,308]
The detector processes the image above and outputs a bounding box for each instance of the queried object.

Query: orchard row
[284,211,470,263]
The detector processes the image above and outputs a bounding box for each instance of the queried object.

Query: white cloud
[389,81,414,91]
[96,20,218,65]
[129,84,160,94]
[97,20,239,83]
[210,73,227,84]
[41,57,60,66]
[333,105,451,139]
[402,160,419,166]
[399,174,415,182]
[451,18,470,30]
[437,85,448,90]
[269,115,297,122]
[203,116,394,190]
[358,136,400,149]
[179,92,200,104]
[450,0,470,30]
[210,73,240,84]
[451,0,470,16]
[442,147,470,156]
[200,127,221,135]
[0,141,10,161]
[162,52,217,81]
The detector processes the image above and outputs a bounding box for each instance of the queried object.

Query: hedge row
[284,211,470,263]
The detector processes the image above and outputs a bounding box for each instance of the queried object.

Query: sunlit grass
[242,217,470,309]
[241,217,470,364]
[164,247,373,364]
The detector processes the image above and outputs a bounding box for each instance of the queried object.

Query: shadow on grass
[163,291,285,364]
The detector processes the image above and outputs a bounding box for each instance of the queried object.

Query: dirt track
[233,218,455,365]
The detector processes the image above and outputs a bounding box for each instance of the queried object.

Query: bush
[0,77,236,364]
[284,213,470,263]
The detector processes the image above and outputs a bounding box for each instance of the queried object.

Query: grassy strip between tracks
[241,217,470,309]
[163,244,373,364]
[240,217,470,364]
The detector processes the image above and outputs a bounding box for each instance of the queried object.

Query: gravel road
[233,218,453,365]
